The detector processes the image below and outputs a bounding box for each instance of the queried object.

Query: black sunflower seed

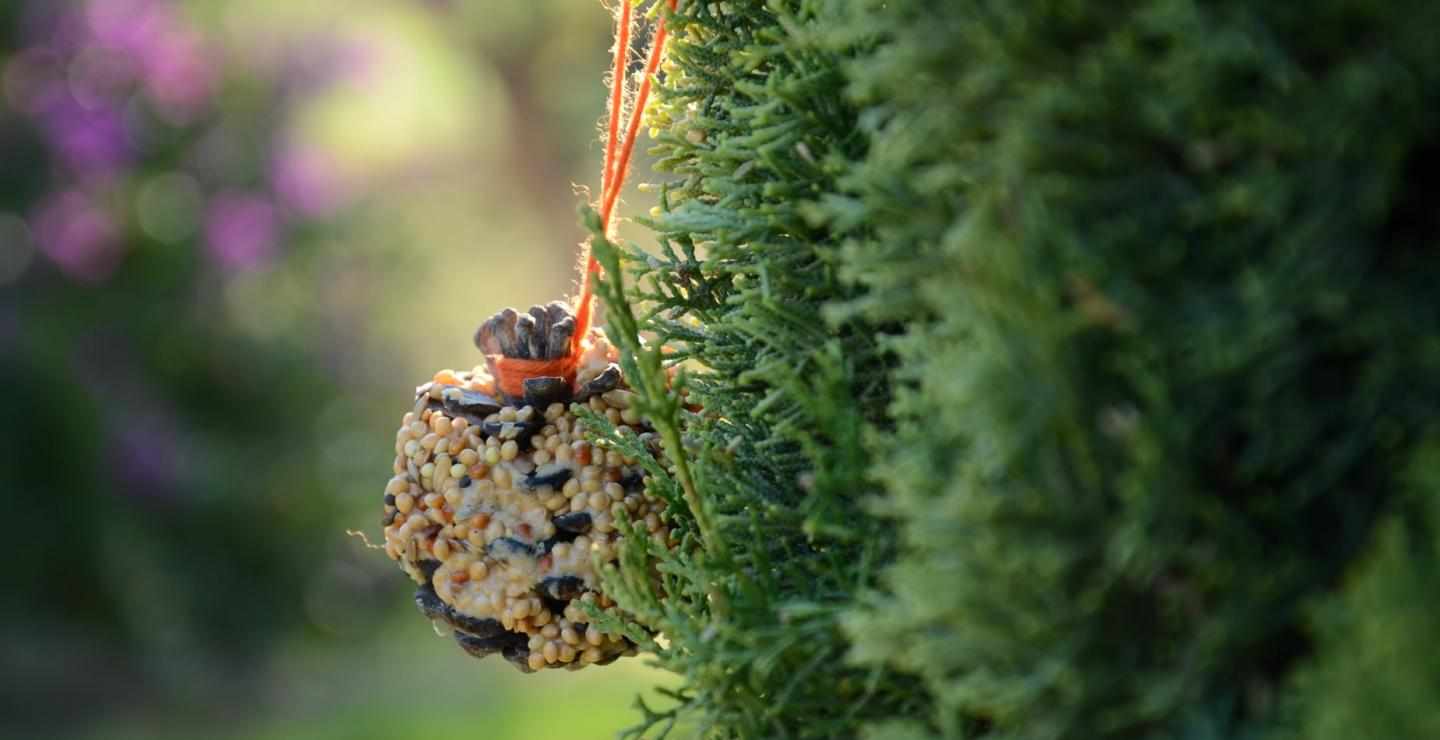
[539,575,586,602]
[414,583,447,621]
[486,537,534,561]
[454,629,527,661]
[527,305,550,359]
[500,641,534,673]
[416,584,508,638]
[474,317,502,355]
[493,308,520,357]
[453,631,500,658]
[547,317,575,360]
[480,419,543,443]
[523,375,571,407]
[520,463,572,492]
[552,511,593,535]
[513,314,535,360]
[620,468,646,491]
[449,612,506,639]
[544,301,571,329]
[444,388,502,418]
[575,364,622,400]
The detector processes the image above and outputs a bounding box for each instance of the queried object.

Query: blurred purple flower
[66,45,143,110]
[108,412,185,501]
[85,0,215,119]
[205,194,279,271]
[70,331,187,501]
[31,190,124,282]
[271,147,350,218]
[138,27,214,119]
[84,0,164,51]
[39,96,132,174]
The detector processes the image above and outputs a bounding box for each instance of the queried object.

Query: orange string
[572,0,676,358]
[599,14,669,230]
[492,1,675,397]
[492,356,578,398]
[601,1,632,205]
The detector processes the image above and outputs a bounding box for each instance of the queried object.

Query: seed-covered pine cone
[379,302,671,672]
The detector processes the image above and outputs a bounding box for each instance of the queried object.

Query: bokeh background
[0,1,670,737]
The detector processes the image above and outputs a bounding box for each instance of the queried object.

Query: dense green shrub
[595,0,1440,737]
[830,1,1440,737]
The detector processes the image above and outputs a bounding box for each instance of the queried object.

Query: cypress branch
[581,0,1440,736]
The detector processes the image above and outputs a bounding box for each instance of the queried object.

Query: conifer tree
[592,1,1440,737]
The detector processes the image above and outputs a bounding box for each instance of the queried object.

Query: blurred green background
[0,1,669,737]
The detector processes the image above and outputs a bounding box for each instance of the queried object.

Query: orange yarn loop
[492,356,579,399]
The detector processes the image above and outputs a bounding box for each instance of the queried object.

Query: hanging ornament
[376,0,679,672]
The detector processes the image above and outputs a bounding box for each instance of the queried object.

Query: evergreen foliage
[581,1,920,735]
[593,0,1440,737]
